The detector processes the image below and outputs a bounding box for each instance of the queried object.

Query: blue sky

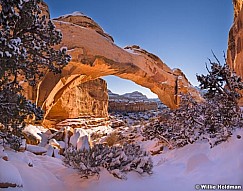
[45,0,233,98]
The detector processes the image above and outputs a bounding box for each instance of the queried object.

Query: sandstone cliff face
[42,78,108,127]
[35,12,200,110]
[227,0,243,105]
[108,90,158,112]
[233,0,243,20]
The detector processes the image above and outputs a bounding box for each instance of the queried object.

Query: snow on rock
[19,139,26,152]
[0,129,242,191]
[0,146,8,161]
[22,125,47,145]
[0,159,23,189]
[60,11,85,18]
[49,139,61,149]
[45,145,54,157]
[53,149,63,159]
[26,145,47,155]
[70,128,91,150]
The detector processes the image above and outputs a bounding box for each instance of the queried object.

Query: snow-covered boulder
[70,128,91,150]
[22,125,45,145]
[0,159,23,189]
[45,144,54,157]
[0,146,8,161]
[26,145,47,155]
[49,139,61,149]
[19,139,27,152]
[49,128,65,141]
[47,139,66,157]
[38,129,52,147]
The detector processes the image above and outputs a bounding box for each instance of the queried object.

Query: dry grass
[105,131,120,146]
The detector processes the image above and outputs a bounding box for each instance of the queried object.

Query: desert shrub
[142,95,205,148]
[105,131,121,146]
[0,0,70,149]
[64,143,153,179]
[143,55,243,148]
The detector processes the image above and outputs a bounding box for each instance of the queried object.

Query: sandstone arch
[25,12,200,126]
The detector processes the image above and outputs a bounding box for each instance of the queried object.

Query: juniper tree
[196,54,243,146]
[143,54,243,148]
[0,0,71,149]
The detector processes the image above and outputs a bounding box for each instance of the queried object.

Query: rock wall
[227,0,243,105]
[42,78,108,127]
[109,101,157,113]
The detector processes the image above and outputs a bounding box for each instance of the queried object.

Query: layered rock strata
[108,90,158,112]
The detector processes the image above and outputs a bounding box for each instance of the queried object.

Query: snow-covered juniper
[143,54,243,148]
[0,0,71,150]
[196,53,243,146]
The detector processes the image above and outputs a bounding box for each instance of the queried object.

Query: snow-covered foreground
[1,129,243,191]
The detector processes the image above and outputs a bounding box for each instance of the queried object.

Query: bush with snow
[143,55,243,148]
[0,0,70,150]
[64,143,153,179]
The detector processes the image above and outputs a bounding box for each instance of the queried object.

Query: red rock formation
[35,12,200,112]
[24,4,202,127]
[42,78,108,127]
[108,90,158,112]
[227,0,243,105]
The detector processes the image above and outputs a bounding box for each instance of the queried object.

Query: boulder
[64,126,74,149]
[70,128,91,150]
[49,128,65,141]
[45,144,55,157]
[49,139,61,149]
[0,146,8,161]
[26,145,47,155]
[22,125,46,145]
[19,139,27,152]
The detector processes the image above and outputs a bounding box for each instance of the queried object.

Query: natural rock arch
[24,12,200,126]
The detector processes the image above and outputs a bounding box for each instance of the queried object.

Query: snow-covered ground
[1,129,243,191]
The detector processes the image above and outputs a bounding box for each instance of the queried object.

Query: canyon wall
[42,78,108,127]
[227,0,243,105]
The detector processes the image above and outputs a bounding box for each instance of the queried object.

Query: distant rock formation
[108,90,158,112]
[227,0,243,105]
